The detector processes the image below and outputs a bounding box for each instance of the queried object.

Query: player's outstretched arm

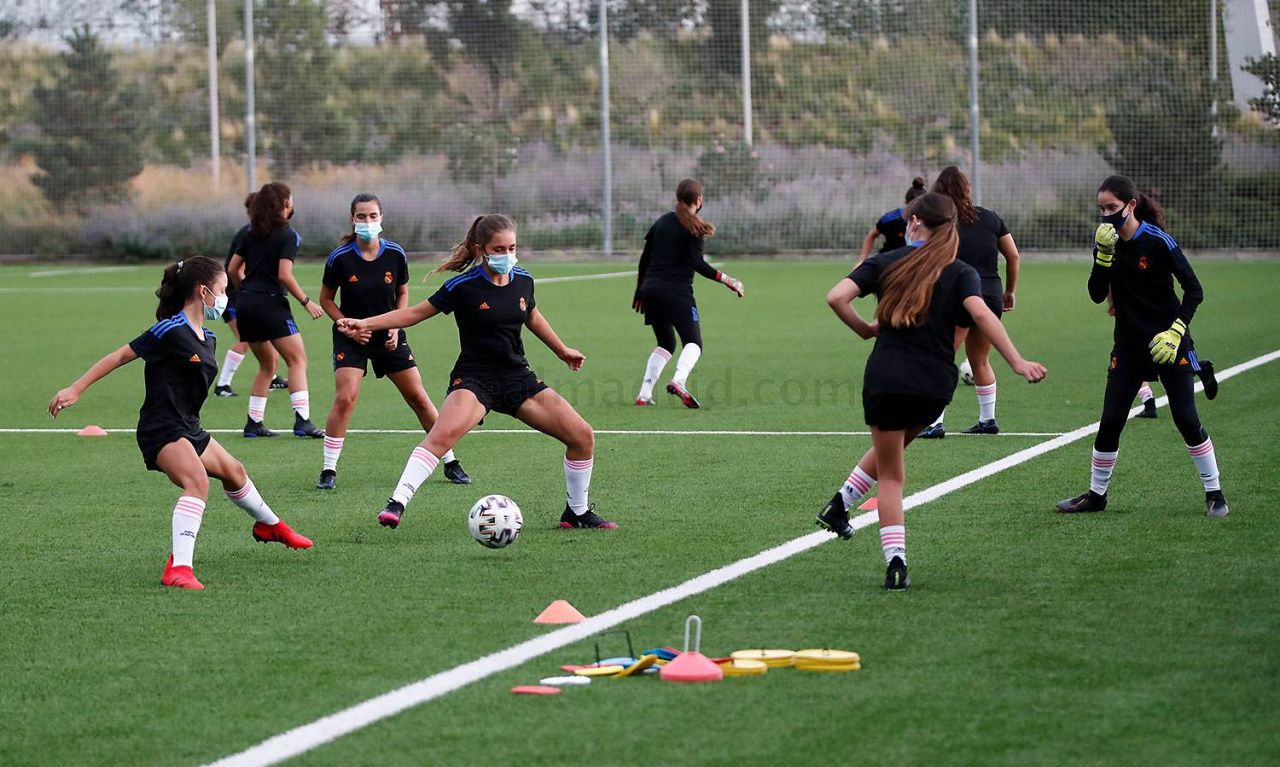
[49,344,139,417]
[857,224,878,265]
[341,299,438,336]
[525,308,584,370]
[964,296,1046,383]
[826,278,878,339]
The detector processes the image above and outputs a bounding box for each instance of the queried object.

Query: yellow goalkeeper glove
[1094,224,1118,267]
[1149,319,1187,365]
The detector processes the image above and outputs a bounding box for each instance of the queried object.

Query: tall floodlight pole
[967,0,981,203]
[741,0,753,146]
[245,0,257,193]
[207,0,220,187]
[599,0,613,256]
[1209,0,1219,137]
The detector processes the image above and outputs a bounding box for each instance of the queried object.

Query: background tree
[1243,54,1280,125]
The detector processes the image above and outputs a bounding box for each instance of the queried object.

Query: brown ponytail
[932,166,979,225]
[1098,175,1167,229]
[875,193,959,329]
[674,178,715,239]
[433,213,517,275]
[249,181,292,236]
[154,255,224,320]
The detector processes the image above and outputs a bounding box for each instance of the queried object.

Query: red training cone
[77,425,108,436]
[534,599,586,624]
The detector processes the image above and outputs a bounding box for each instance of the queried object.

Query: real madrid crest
[384,271,394,284]
[519,296,527,312]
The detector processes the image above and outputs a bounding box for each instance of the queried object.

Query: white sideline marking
[27,265,140,278]
[0,427,1063,437]
[536,269,635,284]
[201,348,1280,767]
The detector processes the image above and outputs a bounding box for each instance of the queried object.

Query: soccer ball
[467,495,523,549]
[959,358,975,385]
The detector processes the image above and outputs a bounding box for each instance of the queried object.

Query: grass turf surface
[0,259,1277,766]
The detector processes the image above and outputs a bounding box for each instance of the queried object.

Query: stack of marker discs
[720,658,769,677]
[794,649,861,672]
[730,649,796,668]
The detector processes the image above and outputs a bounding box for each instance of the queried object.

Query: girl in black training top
[820,193,1046,590]
[856,176,928,264]
[341,214,616,531]
[227,182,325,438]
[49,256,313,591]
[214,193,285,397]
[632,178,745,409]
[1055,175,1228,518]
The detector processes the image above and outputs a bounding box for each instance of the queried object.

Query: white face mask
[203,287,228,321]
[905,219,923,247]
[354,221,383,242]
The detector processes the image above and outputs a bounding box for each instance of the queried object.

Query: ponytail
[155,255,224,320]
[674,178,715,239]
[1098,174,1167,229]
[932,166,979,225]
[433,214,516,275]
[904,176,927,204]
[875,193,960,329]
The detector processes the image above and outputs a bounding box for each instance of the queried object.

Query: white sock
[638,347,673,400]
[218,349,245,387]
[931,409,945,428]
[879,524,906,564]
[226,479,280,525]
[290,390,310,420]
[1138,384,1154,403]
[672,343,702,387]
[392,446,439,506]
[564,456,594,514]
[976,381,997,422]
[442,449,457,464]
[839,466,876,508]
[959,358,973,382]
[248,395,267,423]
[1090,449,1118,495]
[322,435,345,471]
[1187,437,1221,491]
[171,496,205,568]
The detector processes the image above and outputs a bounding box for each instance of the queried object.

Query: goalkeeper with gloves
[1056,175,1227,518]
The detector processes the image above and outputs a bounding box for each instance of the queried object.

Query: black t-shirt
[128,313,218,439]
[323,239,409,318]
[849,246,982,399]
[237,226,301,293]
[225,223,251,300]
[636,211,719,297]
[1088,221,1203,353]
[955,207,1009,296]
[875,208,907,253]
[428,265,537,373]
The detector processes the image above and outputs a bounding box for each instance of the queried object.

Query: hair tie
[177,260,184,271]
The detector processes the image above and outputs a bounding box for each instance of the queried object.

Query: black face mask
[1099,205,1129,229]
[287,208,295,221]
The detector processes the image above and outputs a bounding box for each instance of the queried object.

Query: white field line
[200,347,1280,767]
[0,428,1063,437]
[27,265,140,278]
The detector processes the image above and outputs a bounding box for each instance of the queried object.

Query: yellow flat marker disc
[574,664,625,677]
[616,655,659,678]
[795,649,860,665]
[795,662,861,673]
[730,650,795,667]
[721,659,769,677]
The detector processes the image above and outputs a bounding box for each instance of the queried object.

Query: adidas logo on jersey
[188,354,201,363]
[348,275,359,283]
[478,302,491,310]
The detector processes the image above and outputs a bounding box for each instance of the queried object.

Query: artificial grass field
[0,258,1277,766]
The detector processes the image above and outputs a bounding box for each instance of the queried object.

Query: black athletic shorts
[447,367,548,417]
[235,290,299,343]
[642,290,699,329]
[863,392,949,431]
[981,293,1003,320]
[138,429,211,472]
[223,287,239,323]
[333,329,416,379]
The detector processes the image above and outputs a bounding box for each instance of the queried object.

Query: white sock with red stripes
[1090,449,1118,495]
[323,435,345,471]
[248,395,267,424]
[638,347,672,400]
[217,349,245,387]
[225,479,279,524]
[290,390,310,420]
[1186,437,1220,491]
[839,466,876,508]
[879,524,906,564]
[976,381,997,421]
[564,456,594,513]
[171,496,205,568]
[392,446,439,506]
[1138,383,1154,403]
[672,343,701,387]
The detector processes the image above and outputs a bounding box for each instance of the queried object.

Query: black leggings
[1096,355,1206,452]
[652,319,702,354]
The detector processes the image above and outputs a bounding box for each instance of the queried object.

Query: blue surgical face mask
[486,252,518,275]
[354,221,382,242]
[904,219,922,247]
[203,287,228,321]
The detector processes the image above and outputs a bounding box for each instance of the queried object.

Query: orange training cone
[534,599,586,624]
[858,496,878,511]
[77,425,108,437]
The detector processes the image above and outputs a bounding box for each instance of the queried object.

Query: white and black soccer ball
[959,358,975,386]
[467,494,523,549]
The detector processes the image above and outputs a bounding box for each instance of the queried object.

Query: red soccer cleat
[162,555,205,590]
[252,520,314,549]
[635,397,655,406]
[665,381,701,409]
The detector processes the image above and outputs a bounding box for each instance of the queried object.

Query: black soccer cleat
[962,419,1000,435]
[816,492,853,540]
[1137,399,1158,418]
[316,469,336,491]
[442,459,472,485]
[1205,489,1229,518]
[1197,360,1218,401]
[377,499,405,528]
[293,414,325,438]
[214,384,238,397]
[1055,490,1107,514]
[559,503,618,529]
[666,381,701,409]
[917,423,945,440]
[883,556,910,591]
[243,418,277,438]
[270,376,289,390]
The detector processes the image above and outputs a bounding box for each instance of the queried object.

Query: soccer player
[227,182,326,438]
[1056,175,1228,517]
[918,166,1021,438]
[213,193,286,397]
[315,193,471,490]
[856,176,928,264]
[339,214,615,530]
[818,192,1046,589]
[632,178,744,408]
[48,256,313,590]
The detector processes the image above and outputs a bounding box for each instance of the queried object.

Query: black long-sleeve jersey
[1088,221,1203,352]
[636,211,720,297]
